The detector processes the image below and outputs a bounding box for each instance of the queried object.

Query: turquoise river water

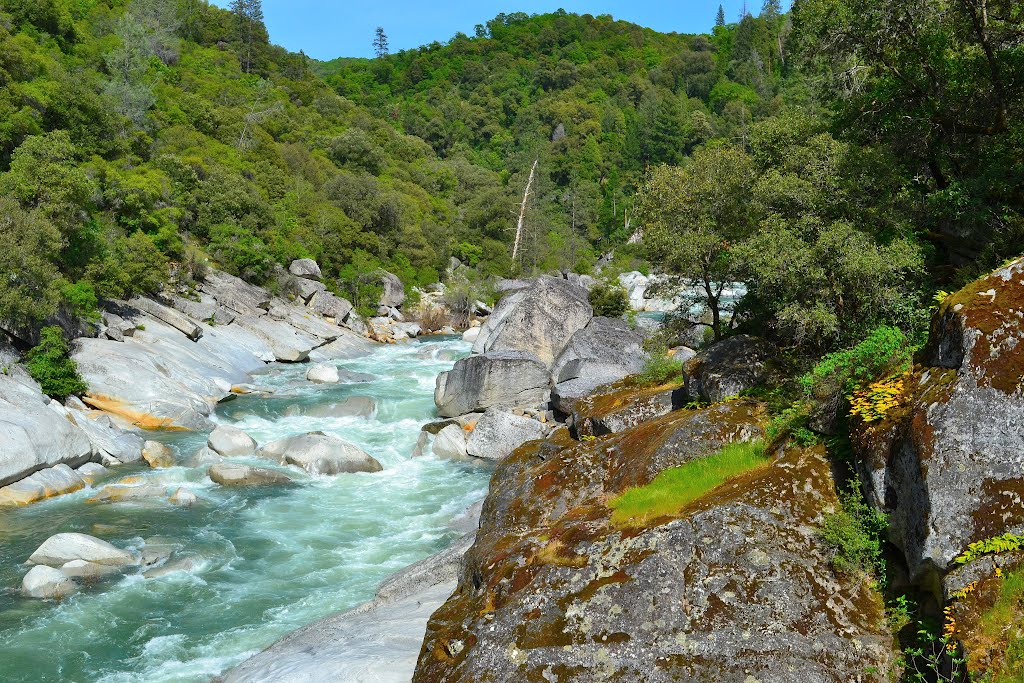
[0,336,490,682]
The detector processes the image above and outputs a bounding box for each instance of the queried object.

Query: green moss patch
[608,439,767,528]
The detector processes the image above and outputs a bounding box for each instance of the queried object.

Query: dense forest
[0,0,1021,357]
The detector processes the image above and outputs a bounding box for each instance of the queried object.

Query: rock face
[208,463,293,487]
[28,532,135,568]
[0,375,94,487]
[854,257,1024,583]
[380,272,406,309]
[258,432,383,475]
[288,258,322,281]
[431,424,469,459]
[413,402,896,682]
[684,334,778,403]
[434,352,550,418]
[569,381,685,438]
[551,317,646,384]
[22,565,78,599]
[464,409,547,461]
[207,425,257,457]
[472,276,593,367]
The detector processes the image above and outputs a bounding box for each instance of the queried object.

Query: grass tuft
[608,440,767,527]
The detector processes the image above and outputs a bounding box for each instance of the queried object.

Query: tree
[24,326,88,401]
[716,4,726,27]
[0,198,63,327]
[103,12,157,130]
[637,146,756,341]
[230,0,264,73]
[373,26,389,58]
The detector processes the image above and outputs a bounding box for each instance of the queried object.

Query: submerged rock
[207,425,257,457]
[208,463,294,487]
[141,441,175,468]
[306,363,340,384]
[60,559,121,580]
[23,565,79,599]
[258,432,383,475]
[28,532,135,568]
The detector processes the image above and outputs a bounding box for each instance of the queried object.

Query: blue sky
[209,1,787,61]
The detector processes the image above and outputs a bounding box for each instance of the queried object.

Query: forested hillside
[319,7,796,269]
[0,0,1021,358]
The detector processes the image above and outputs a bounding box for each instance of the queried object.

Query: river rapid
[0,336,489,682]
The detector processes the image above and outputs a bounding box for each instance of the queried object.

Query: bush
[25,326,88,401]
[631,349,684,387]
[820,486,888,576]
[62,280,100,320]
[589,281,629,318]
[801,325,912,399]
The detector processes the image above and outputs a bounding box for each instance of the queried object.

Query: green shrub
[62,280,100,320]
[631,349,684,387]
[609,440,767,527]
[801,325,912,399]
[25,326,88,401]
[821,485,888,576]
[589,281,629,318]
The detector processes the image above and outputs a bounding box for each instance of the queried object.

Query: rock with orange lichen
[854,257,1024,584]
[413,402,895,682]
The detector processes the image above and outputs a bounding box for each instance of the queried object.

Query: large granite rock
[854,257,1024,583]
[0,464,87,506]
[464,409,547,461]
[258,432,383,475]
[567,381,686,438]
[69,413,144,464]
[684,334,778,403]
[414,403,896,682]
[28,532,136,568]
[551,316,646,383]
[380,271,406,309]
[307,290,353,323]
[472,276,593,367]
[432,424,469,459]
[288,258,322,281]
[434,351,550,418]
[198,271,271,316]
[0,375,94,487]
[128,296,203,341]
[207,425,257,457]
[23,565,78,599]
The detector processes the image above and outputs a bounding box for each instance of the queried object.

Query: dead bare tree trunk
[512,159,538,265]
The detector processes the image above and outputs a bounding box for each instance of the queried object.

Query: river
[0,336,489,682]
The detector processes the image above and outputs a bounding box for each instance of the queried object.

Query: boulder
[307,290,354,323]
[0,375,94,488]
[207,425,257,457]
[306,363,340,384]
[169,488,198,506]
[854,257,1024,582]
[208,463,293,487]
[141,441,175,468]
[198,271,271,316]
[434,351,550,418]
[71,413,145,464]
[461,327,481,343]
[414,404,895,683]
[296,396,377,419]
[165,294,235,325]
[432,424,469,459]
[258,432,383,475]
[379,272,406,308]
[128,296,203,341]
[549,316,647,403]
[288,258,322,281]
[28,532,135,568]
[0,464,87,506]
[464,409,546,461]
[23,565,78,599]
[75,462,108,484]
[88,482,170,504]
[230,314,318,363]
[684,335,778,403]
[568,381,686,438]
[293,277,327,303]
[472,276,593,367]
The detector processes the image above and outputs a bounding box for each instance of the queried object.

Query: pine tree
[373,27,389,58]
[230,0,263,73]
[715,4,726,27]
